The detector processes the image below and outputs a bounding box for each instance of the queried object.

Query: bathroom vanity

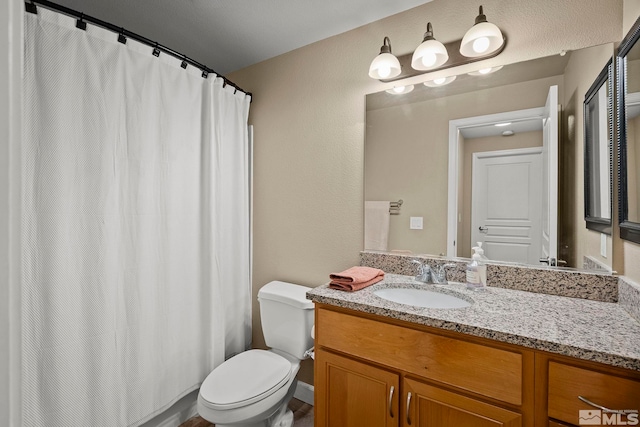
[307,274,640,427]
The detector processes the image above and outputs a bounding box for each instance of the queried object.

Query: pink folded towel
[329,266,385,292]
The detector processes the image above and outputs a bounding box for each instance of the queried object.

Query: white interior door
[471,148,543,264]
[541,85,559,265]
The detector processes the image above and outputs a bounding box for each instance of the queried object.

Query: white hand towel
[364,201,390,251]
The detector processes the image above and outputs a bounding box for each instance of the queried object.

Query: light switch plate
[600,233,607,258]
[410,216,423,230]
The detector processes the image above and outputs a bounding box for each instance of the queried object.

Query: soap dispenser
[466,244,487,291]
[476,242,489,261]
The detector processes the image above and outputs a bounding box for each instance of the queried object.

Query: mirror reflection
[618,18,640,244]
[624,41,640,223]
[365,43,615,270]
[583,59,613,234]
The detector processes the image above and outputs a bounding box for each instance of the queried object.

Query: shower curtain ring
[76,13,87,31]
[118,28,126,44]
[26,0,38,14]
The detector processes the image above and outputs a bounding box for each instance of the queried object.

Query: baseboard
[294,380,314,406]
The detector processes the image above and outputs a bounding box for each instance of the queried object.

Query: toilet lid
[199,350,292,410]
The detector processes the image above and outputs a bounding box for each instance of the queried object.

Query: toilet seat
[199,349,292,411]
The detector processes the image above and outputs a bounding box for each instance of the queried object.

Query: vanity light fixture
[369,5,506,82]
[459,6,504,57]
[386,85,415,95]
[411,23,449,70]
[423,75,456,87]
[368,37,402,79]
[494,122,512,127]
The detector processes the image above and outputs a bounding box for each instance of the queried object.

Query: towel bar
[390,199,403,214]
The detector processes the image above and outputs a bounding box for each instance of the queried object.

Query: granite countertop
[307,274,640,372]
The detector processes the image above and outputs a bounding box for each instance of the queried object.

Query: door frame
[447,107,546,258]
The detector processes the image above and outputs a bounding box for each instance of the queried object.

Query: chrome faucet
[412,260,455,284]
[411,259,433,283]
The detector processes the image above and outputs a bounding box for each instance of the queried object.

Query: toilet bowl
[197,281,314,427]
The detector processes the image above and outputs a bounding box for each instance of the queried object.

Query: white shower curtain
[22,8,251,427]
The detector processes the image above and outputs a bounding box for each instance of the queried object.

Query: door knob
[479,226,488,233]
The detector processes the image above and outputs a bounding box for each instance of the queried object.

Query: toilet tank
[258,281,314,360]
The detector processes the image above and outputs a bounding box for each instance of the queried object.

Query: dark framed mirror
[617,15,640,244]
[584,59,613,234]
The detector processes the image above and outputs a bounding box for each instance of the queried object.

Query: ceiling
[48,0,433,75]
[460,118,543,139]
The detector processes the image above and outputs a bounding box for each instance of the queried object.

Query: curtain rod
[25,0,252,100]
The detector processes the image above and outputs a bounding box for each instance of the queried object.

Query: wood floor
[180,398,314,427]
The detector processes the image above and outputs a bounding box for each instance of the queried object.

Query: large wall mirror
[583,59,613,234]
[365,43,615,271]
[617,16,640,244]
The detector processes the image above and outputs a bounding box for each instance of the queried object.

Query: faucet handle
[434,263,456,283]
[411,259,431,282]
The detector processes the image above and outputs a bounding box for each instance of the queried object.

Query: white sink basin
[373,287,472,309]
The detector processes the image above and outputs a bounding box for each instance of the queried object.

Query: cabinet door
[315,348,399,427]
[404,378,522,427]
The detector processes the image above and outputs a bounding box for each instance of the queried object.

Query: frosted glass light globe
[459,7,504,58]
[473,36,490,54]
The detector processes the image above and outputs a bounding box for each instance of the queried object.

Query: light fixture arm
[423,22,435,42]
[380,36,393,54]
[475,5,487,25]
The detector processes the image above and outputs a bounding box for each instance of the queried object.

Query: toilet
[197,281,314,427]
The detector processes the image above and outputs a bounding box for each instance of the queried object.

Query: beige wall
[364,76,561,257]
[228,0,623,384]
[625,0,640,33]
[460,131,543,258]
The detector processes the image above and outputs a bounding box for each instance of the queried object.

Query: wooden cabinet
[314,305,534,427]
[314,304,640,427]
[316,306,527,405]
[536,354,640,426]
